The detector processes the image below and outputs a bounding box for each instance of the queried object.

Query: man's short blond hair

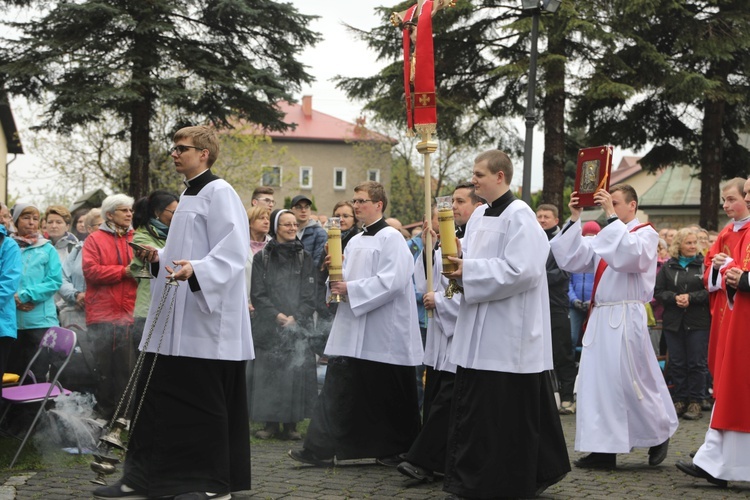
[173,125,220,167]
[722,177,747,197]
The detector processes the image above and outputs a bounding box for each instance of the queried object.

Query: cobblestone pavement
[1,414,748,499]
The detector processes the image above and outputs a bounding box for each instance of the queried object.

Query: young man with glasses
[289,181,423,468]
[251,186,275,210]
[94,126,253,500]
[290,194,327,267]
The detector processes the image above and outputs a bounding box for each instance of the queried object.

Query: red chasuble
[702,222,750,380]
[712,233,750,432]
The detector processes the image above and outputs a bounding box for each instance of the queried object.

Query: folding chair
[0,326,77,467]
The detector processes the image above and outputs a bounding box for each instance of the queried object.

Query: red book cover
[574,145,613,208]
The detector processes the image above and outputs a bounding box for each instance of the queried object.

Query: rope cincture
[584,300,646,400]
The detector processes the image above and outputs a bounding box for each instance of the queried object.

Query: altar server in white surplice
[289,181,422,468]
[550,184,677,470]
[93,125,253,500]
[442,150,570,499]
[396,182,484,482]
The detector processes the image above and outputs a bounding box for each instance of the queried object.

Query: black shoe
[648,438,669,466]
[535,473,567,497]
[675,460,728,488]
[376,454,404,467]
[573,452,616,469]
[92,480,147,499]
[288,448,334,467]
[397,460,434,481]
[174,493,231,500]
[689,450,696,458]
[700,399,713,411]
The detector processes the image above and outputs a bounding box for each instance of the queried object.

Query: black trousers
[444,367,570,499]
[551,311,577,401]
[303,356,421,460]
[405,367,455,473]
[123,353,251,497]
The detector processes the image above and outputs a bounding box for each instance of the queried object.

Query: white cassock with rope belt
[550,218,678,453]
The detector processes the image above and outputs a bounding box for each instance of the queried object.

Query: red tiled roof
[611,155,643,184]
[264,101,395,144]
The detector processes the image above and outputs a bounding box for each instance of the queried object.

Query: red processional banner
[400,1,437,135]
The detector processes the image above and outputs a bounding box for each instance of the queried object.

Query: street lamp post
[520,0,560,204]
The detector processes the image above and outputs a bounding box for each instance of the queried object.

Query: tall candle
[436,196,457,273]
[327,219,343,282]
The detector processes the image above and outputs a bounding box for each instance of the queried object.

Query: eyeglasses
[293,204,311,211]
[163,208,175,215]
[256,197,275,206]
[115,208,134,213]
[336,214,354,219]
[168,145,205,155]
[278,222,299,228]
[350,199,373,205]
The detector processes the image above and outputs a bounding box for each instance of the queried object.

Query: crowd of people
[0,133,748,498]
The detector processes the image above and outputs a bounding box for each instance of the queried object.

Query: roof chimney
[302,95,312,118]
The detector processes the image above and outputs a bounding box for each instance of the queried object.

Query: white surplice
[550,218,678,453]
[324,225,423,366]
[414,247,458,373]
[449,200,553,374]
[140,179,254,361]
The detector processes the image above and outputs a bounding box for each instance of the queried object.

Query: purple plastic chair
[0,326,77,467]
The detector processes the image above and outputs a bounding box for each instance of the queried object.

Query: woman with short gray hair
[82,194,138,421]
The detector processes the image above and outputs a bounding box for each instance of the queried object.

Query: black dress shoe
[397,460,434,481]
[288,448,334,467]
[648,438,669,466]
[675,460,728,488]
[573,452,616,469]
[92,480,147,499]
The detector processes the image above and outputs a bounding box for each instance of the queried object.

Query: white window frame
[333,167,346,191]
[261,165,282,187]
[299,166,313,189]
[367,169,381,183]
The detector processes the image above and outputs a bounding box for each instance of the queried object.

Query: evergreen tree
[337,0,609,218]
[0,0,319,199]
[572,0,750,229]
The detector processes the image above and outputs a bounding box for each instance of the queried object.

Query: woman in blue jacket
[9,204,62,379]
[0,222,22,397]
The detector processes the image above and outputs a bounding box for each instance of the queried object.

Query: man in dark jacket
[537,204,578,414]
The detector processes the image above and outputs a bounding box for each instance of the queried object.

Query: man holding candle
[288,181,423,468]
[397,183,483,482]
[443,150,570,499]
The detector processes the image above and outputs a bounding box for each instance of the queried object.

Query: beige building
[0,95,24,204]
[234,96,395,216]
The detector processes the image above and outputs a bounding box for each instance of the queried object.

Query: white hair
[101,194,134,216]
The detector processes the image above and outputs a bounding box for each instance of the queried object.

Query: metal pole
[522,9,540,204]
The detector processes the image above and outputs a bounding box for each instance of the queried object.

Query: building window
[300,166,313,189]
[334,168,346,190]
[261,166,281,187]
[367,169,380,182]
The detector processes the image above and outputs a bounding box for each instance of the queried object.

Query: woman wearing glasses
[82,193,138,421]
[130,190,179,345]
[250,209,317,440]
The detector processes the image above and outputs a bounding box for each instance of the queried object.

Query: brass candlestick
[326,217,345,303]
[436,196,462,298]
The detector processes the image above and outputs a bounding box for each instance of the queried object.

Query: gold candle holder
[327,217,345,303]
[436,196,462,298]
